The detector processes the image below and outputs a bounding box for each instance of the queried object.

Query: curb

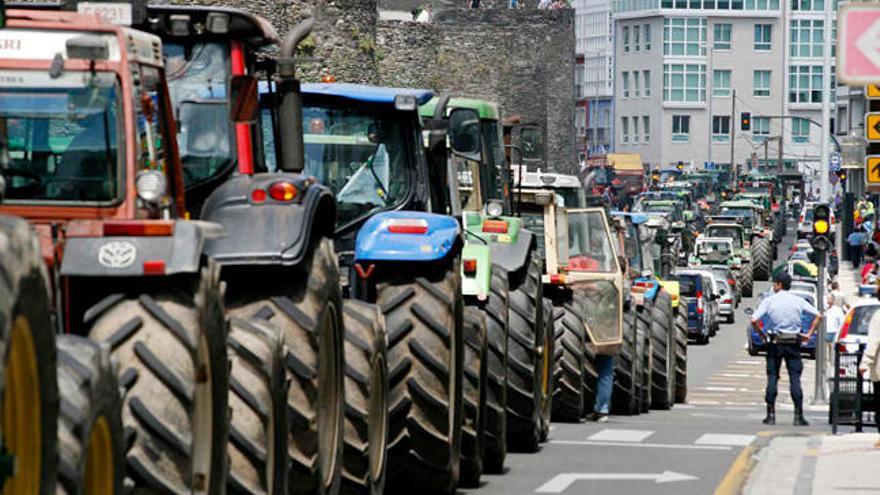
[713,431,819,495]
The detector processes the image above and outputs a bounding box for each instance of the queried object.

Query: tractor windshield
[556,187,585,208]
[480,120,507,204]
[299,105,412,228]
[697,241,732,257]
[0,71,120,203]
[707,226,743,248]
[164,42,234,187]
[559,210,616,272]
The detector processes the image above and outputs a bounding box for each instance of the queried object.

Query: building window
[672,115,690,142]
[663,63,707,103]
[624,26,630,53]
[622,116,630,143]
[623,71,630,98]
[714,23,732,50]
[790,20,824,58]
[634,71,641,97]
[792,0,823,11]
[754,24,772,51]
[643,116,651,143]
[633,117,640,142]
[712,115,731,142]
[644,24,652,51]
[663,18,707,56]
[635,25,641,52]
[792,117,810,143]
[713,69,731,97]
[753,70,771,97]
[753,116,770,142]
[655,0,779,10]
[789,65,823,103]
[644,70,651,96]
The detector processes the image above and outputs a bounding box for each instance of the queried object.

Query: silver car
[716,278,735,323]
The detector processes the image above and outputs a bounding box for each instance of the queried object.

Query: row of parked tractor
[0,4,696,494]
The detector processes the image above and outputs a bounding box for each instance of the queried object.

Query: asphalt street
[461,225,828,495]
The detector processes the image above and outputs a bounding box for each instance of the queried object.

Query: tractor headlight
[486,200,504,218]
[136,170,167,204]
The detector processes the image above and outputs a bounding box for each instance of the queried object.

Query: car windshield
[164,42,233,187]
[707,227,742,248]
[803,209,814,222]
[851,306,880,336]
[560,210,616,272]
[0,70,119,202]
[299,104,412,228]
[672,275,698,296]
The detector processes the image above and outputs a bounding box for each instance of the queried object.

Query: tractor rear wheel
[56,335,124,495]
[87,264,229,493]
[650,292,675,410]
[505,255,544,452]
[539,297,555,442]
[612,309,639,415]
[460,307,487,488]
[752,237,772,281]
[341,300,388,495]
[225,317,286,494]
[0,216,58,495]
[480,268,509,474]
[381,260,463,493]
[637,307,652,414]
[224,238,345,495]
[674,304,688,404]
[551,291,586,422]
[739,265,754,298]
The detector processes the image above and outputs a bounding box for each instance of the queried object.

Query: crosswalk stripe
[694,433,756,446]
[587,429,654,443]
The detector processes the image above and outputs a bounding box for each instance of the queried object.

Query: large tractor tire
[674,304,688,404]
[505,255,544,453]
[637,306,653,414]
[751,237,772,281]
[739,265,754,298]
[539,297,555,442]
[224,238,345,495]
[380,260,464,493]
[480,268,508,474]
[56,335,124,495]
[612,309,639,415]
[341,300,388,495]
[87,264,229,493]
[226,317,286,494]
[551,291,586,422]
[650,291,675,410]
[460,307,487,488]
[0,216,58,495]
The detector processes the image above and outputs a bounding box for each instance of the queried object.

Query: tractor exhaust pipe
[276,17,314,173]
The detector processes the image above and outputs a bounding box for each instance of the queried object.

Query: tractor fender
[461,242,491,298]
[60,220,214,277]
[487,228,535,274]
[199,173,336,267]
[354,211,460,262]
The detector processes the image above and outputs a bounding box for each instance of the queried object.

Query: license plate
[77,3,132,25]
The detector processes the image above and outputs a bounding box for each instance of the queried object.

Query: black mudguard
[488,228,535,274]
[60,221,210,277]
[199,173,336,267]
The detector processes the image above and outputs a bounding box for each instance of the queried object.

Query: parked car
[669,271,713,344]
[830,301,879,397]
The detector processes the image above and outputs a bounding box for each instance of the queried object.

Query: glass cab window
[0,70,120,202]
[558,210,616,272]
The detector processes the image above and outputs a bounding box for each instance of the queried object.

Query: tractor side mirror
[448,108,481,160]
[229,75,259,123]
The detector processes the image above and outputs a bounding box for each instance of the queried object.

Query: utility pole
[731,89,737,182]
[819,0,833,202]
[764,137,769,169]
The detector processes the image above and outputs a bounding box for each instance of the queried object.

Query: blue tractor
[260,82,467,492]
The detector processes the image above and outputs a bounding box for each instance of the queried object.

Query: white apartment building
[612,0,835,172]
[575,0,615,156]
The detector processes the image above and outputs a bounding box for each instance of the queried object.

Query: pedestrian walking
[588,349,616,422]
[848,227,867,268]
[750,272,822,426]
[858,309,880,437]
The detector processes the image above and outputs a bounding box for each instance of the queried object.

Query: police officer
[750,272,822,426]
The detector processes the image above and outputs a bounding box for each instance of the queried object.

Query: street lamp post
[819,0,834,203]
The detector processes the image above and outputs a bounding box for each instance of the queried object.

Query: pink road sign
[839,4,880,84]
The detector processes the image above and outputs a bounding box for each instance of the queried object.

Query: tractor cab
[502,115,545,172]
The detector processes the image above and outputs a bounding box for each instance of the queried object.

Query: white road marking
[689,400,721,405]
[719,373,751,377]
[535,471,699,492]
[694,433,756,446]
[733,360,763,365]
[587,429,654,443]
[705,386,737,391]
[550,440,733,451]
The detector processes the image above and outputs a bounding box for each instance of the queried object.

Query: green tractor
[702,221,754,297]
[421,98,553,471]
[719,200,774,282]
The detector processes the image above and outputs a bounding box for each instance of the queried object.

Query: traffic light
[741,112,751,131]
[676,161,684,171]
[810,203,833,252]
[838,170,847,182]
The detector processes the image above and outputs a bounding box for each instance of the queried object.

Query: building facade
[612,0,835,173]
[576,0,616,157]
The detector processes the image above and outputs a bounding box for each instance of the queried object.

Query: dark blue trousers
[765,343,803,408]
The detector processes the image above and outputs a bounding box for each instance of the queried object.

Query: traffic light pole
[811,250,828,406]
[731,89,736,183]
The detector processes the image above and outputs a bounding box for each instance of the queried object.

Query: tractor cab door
[555,207,624,346]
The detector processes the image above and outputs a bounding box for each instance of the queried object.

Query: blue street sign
[830,152,841,172]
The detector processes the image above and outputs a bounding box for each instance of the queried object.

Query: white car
[830,300,878,395]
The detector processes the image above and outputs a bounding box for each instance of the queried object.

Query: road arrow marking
[856,19,880,71]
[536,471,699,492]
